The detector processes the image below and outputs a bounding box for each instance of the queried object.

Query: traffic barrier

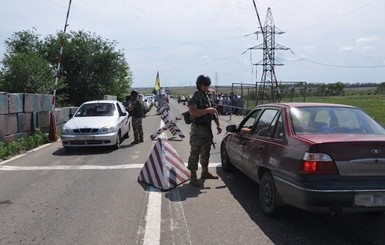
[150,105,185,140]
[138,138,190,191]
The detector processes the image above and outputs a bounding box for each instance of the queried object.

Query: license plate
[354,193,385,207]
[77,136,95,141]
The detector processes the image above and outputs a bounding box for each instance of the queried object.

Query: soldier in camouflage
[187,75,222,187]
[128,90,144,144]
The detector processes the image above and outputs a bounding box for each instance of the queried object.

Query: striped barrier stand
[138,138,190,191]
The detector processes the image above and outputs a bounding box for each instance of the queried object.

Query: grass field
[136,86,385,126]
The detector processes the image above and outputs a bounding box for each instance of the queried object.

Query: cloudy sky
[1,0,384,88]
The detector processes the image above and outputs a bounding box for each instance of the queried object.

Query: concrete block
[39,111,50,128]
[55,109,63,125]
[24,93,40,112]
[8,93,24,113]
[69,106,78,116]
[104,95,117,100]
[0,114,4,138]
[60,107,78,122]
[40,94,53,111]
[0,92,7,114]
[3,114,18,135]
[61,107,70,123]
[32,112,39,130]
[18,113,32,132]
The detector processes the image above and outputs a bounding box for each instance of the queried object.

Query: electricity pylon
[251,7,288,104]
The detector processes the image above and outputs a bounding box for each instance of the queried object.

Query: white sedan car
[61,100,130,150]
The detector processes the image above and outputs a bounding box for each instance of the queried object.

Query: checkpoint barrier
[138,138,190,191]
[150,105,185,140]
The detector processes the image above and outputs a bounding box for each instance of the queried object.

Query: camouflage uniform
[187,90,214,172]
[130,99,144,142]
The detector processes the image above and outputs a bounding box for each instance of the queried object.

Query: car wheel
[259,172,278,216]
[114,131,121,150]
[221,143,233,171]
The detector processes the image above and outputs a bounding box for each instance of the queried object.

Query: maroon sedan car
[221,102,385,216]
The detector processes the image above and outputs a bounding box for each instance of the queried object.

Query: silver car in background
[61,100,130,150]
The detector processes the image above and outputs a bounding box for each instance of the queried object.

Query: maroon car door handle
[258,145,265,152]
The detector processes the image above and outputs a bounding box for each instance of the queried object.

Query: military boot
[201,167,219,179]
[189,171,200,187]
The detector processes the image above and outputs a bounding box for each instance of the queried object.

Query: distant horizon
[132,81,383,90]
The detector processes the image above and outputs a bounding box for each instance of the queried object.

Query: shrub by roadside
[0,130,49,160]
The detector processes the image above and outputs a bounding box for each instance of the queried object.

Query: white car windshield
[75,103,115,117]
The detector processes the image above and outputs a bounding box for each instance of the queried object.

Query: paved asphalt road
[1,99,385,245]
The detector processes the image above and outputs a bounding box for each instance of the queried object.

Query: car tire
[221,143,234,171]
[114,131,121,150]
[259,172,279,216]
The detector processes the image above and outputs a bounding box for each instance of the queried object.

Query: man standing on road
[187,75,222,187]
[128,90,144,144]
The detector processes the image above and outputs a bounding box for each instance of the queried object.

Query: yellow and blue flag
[154,71,160,91]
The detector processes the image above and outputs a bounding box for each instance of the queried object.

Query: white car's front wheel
[114,131,121,150]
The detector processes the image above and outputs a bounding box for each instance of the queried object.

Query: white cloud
[340,46,354,53]
[355,36,379,45]
[340,36,379,53]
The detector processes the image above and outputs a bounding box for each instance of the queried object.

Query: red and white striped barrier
[138,138,190,191]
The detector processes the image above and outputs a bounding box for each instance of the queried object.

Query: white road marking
[0,119,219,245]
[0,164,143,170]
[0,163,220,171]
[168,188,192,244]
[142,119,169,245]
[143,187,162,245]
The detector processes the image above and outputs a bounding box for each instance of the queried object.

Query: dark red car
[220,102,385,216]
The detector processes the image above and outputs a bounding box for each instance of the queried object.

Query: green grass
[284,95,385,125]
[0,130,49,160]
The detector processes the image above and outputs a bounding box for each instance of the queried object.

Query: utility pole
[215,72,218,90]
[250,4,288,105]
[49,0,72,141]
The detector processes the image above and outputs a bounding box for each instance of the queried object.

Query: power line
[289,50,385,69]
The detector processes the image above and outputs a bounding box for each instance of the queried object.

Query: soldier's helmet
[130,90,139,97]
[196,75,211,89]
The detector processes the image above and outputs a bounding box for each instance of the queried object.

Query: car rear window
[290,106,385,135]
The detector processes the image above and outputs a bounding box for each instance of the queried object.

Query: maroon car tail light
[300,152,338,175]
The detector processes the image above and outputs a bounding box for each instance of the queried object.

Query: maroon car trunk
[298,134,385,177]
